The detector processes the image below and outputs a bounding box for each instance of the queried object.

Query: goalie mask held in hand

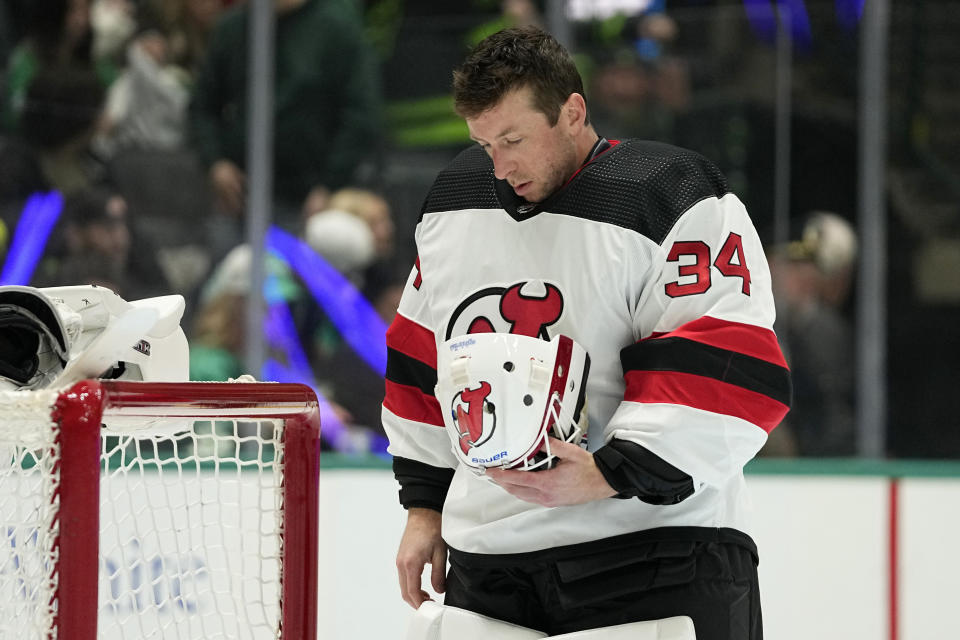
[435,333,590,471]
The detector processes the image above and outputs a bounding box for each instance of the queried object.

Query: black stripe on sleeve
[621,337,792,407]
[393,456,455,512]
[386,347,437,396]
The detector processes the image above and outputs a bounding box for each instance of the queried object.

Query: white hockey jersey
[382,139,791,555]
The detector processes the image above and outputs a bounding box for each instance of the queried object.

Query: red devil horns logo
[501,283,563,338]
[455,381,493,454]
[445,281,565,340]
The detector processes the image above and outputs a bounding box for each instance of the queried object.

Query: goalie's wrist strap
[594,439,696,505]
[394,456,455,511]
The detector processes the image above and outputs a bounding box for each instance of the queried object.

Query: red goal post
[0,380,321,640]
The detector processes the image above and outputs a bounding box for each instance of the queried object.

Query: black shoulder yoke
[546,140,730,244]
[419,140,730,245]
[419,145,499,222]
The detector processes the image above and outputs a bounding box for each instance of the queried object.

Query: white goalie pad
[434,333,590,471]
[405,603,695,640]
[550,616,696,639]
[405,602,546,640]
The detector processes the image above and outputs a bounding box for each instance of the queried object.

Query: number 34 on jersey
[665,232,752,298]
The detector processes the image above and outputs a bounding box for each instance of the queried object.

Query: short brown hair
[452,26,587,126]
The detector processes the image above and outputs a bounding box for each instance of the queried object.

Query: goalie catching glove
[434,333,590,471]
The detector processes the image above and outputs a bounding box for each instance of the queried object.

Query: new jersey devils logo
[445,281,564,340]
[452,381,495,454]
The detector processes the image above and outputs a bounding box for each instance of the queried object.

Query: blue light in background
[834,0,865,32]
[742,0,778,43]
[1,194,389,455]
[261,297,349,448]
[742,0,820,53]
[1,191,63,285]
[779,0,813,51]
[266,226,387,376]
[261,296,388,456]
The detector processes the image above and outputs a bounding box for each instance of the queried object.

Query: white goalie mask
[435,333,590,471]
[0,285,189,391]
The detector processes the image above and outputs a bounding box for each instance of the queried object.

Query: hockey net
[0,380,320,640]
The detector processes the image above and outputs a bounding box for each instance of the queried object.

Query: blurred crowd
[0,0,866,457]
[0,0,398,450]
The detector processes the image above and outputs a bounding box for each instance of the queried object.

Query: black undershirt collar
[495,136,611,221]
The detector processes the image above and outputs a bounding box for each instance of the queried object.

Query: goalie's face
[466,85,584,204]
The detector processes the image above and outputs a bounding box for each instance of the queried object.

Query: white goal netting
[0,382,319,640]
[0,389,62,639]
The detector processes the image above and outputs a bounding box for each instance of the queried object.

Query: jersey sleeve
[382,256,459,509]
[604,192,791,489]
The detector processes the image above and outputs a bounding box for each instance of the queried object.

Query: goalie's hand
[396,508,447,609]
[485,438,617,507]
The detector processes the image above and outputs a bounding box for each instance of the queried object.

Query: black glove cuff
[393,457,455,511]
[593,440,696,505]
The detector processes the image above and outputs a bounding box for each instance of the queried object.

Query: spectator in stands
[98,26,192,155]
[190,240,371,450]
[35,185,170,298]
[587,5,690,142]
[325,188,394,265]
[767,211,858,457]
[327,268,404,440]
[322,187,398,298]
[194,202,391,443]
[139,0,223,79]
[189,288,245,381]
[17,66,107,193]
[303,207,376,284]
[89,0,137,64]
[97,0,225,156]
[1,0,121,195]
[188,0,383,261]
[2,0,118,132]
[298,203,376,377]
[300,197,401,441]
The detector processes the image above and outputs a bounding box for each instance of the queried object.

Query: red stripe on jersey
[645,316,787,367]
[386,313,437,367]
[624,370,788,433]
[384,379,444,427]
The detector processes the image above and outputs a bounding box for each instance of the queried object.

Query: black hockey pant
[444,538,762,639]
